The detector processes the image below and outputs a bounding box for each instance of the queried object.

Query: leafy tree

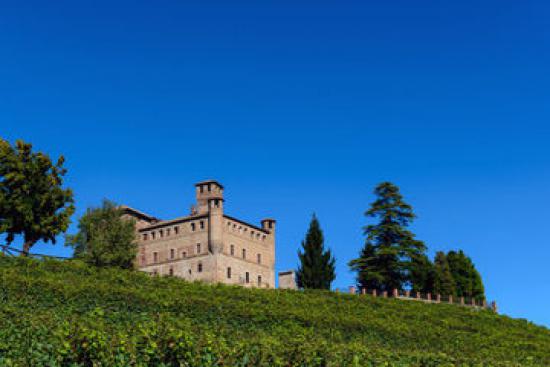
[349,182,426,291]
[66,200,137,269]
[296,214,336,289]
[0,139,74,255]
[433,251,456,296]
[409,253,435,293]
[447,250,485,301]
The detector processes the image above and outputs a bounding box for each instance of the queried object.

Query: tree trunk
[21,240,33,257]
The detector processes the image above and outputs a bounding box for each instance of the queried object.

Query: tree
[0,139,74,255]
[349,182,426,292]
[296,214,336,289]
[433,251,456,296]
[447,250,485,301]
[409,253,435,294]
[66,200,137,269]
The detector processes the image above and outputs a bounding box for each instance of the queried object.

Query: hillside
[0,257,548,366]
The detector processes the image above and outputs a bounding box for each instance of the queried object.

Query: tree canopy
[296,214,336,289]
[0,138,74,255]
[66,200,137,269]
[349,182,426,291]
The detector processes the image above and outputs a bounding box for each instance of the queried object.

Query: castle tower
[195,180,224,214]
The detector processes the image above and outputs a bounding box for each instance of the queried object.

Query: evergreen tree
[296,214,336,289]
[0,139,74,255]
[66,200,137,269]
[447,250,485,301]
[433,251,456,296]
[349,182,426,292]
[409,253,435,293]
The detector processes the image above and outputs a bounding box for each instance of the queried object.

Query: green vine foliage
[0,256,548,366]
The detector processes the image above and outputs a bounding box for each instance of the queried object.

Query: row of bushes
[0,256,548,366]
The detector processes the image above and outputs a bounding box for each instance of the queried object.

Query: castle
[121,180,278,288]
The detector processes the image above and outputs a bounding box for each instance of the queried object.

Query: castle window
[256,233,260,240]
[200,185,204,193]
[227,267,231,279]
[182,251,187,258]
[208,184,211,192]
[196,243,201,254]
[166,228,171,236]
[174,226,179,235]
[159,229,164,238]
[242,249,246,259]
[230,244,235,256]
[245,272,250,283]
[169,267,174,276]
[250,231,254,238]
[153,252,158,263]
[262,235,266,241]
[151,232,156,240]
[143,233,148,241]
[257,254,261,264]
[198,262,203,272]
[191,223,196,231]
[153,269,158,275]
[200,221,204,230]
[170,249,175,260]
[140,255,146,266]
[258,275,262,286]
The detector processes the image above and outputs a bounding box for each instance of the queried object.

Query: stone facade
[278,270,297,289]
[122,180,276,288]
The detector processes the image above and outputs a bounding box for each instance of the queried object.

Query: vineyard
[0,256,549,366]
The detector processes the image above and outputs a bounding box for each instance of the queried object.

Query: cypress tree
[433,251,456,296]
[296,214,336,289]
[349,182,426,292]
[410,253,435,293]
[447,250,485,301]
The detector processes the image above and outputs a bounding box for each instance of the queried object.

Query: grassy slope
[0,257,549,366]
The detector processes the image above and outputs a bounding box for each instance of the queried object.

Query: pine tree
[349,182,426,292]
[447,250,485,301]
[66,200,138,269]
[433,251,456,296]
[296,214,336,289]
[0,139,74,255]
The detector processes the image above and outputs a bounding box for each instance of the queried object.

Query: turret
[195,180,224,215]
[261,218,276,234]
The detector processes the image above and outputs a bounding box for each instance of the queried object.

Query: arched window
[230,244,235,256]
[242,249,246,259]
[198,262,203,273]
[245,272,250,283]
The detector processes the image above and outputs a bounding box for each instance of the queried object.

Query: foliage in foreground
[0,257,549,366]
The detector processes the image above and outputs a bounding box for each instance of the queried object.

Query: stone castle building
[121,180,276,288]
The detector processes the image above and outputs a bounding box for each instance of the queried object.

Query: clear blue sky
[1,1,549,327]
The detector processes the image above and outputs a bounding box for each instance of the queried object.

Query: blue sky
[1,1,549,327]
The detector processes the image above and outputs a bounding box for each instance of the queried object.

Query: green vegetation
[66,200,137,269]
[296,214,336,289]
[1,257,549,366]
[0,139,74,255]
[350,182,486,300]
